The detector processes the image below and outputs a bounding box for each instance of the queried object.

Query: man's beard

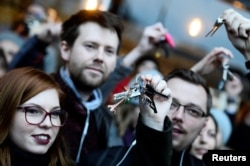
[70,72,105,93]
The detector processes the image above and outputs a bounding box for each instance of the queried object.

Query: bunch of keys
[108,75,169,114]
[205,17,225,37]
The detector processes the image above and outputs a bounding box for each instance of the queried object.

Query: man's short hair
[60,10,124,53]
[165,68,212,115]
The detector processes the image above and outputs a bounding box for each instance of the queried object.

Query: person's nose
[39,115,53,127]
[172,106,185,122]
[175,105,185,118]
[95,47,105,60]
[199,132,208,144]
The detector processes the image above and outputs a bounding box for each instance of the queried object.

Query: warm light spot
[232,1,246,10]
[84,0,99,10]
[188,18,202,37]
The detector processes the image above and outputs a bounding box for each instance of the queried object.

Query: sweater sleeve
[131,115,172,166]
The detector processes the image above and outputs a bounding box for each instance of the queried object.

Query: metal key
[217,63,229,91]
[113,85,141,101]
[205,17,225,37]
[141,84,157,113]
[108,97,128,114]
[108,84,142,114]
[141,84,170,113]
[136,73,169,114]
[217,64,236,91]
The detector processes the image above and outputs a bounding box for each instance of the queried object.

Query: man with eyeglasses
[164,68,212,166]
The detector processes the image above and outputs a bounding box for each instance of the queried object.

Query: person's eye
[105,48,115,55]
[186,108,202,117]
[26,107,42,115]
[170,102,178,109]
[50,110,61,118]
[85,44,96,50]
[208,131,217,138]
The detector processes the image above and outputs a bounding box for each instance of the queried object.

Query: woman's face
[9,89,61,154]
[225,73,243,97]
[190,116,217,159]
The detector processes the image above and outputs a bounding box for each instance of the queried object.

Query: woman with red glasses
[0,67,74,166]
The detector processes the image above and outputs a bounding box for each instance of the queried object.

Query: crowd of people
[0,1,250,165]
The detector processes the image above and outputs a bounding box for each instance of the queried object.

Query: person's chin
[27,147,49,154]
[172,140,185,152]
[195,148,208,158]
[194,153,203,160]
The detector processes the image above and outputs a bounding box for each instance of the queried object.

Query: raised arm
[132,74,172,166]
[139,74,172,131]
[8,22,61,70]
[122,22,167,67]
[101,22,167,103]
[191,47,233,75]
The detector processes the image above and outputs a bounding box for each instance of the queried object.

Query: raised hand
[139,74,172,131]
[221,9,250,60]
[191,47,233,75]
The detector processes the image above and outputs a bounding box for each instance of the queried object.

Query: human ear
[60,41,71,61]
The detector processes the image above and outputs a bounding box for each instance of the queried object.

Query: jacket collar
[59,67,103,111]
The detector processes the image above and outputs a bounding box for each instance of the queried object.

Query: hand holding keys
[108,75,170,114]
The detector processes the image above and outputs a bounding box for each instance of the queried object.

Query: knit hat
[210,108,232,145]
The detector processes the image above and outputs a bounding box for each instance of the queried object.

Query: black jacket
[172,148,205,166]
[82,116,173,166]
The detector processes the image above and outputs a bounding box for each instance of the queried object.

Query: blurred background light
[188,18,202,37]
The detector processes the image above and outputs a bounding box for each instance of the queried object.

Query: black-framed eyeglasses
[169,99,206,119]
[17,104,68,127]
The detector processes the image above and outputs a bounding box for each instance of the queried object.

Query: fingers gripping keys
[108,76,170,114]
[141,84,170,113]
[108,82,142,114]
